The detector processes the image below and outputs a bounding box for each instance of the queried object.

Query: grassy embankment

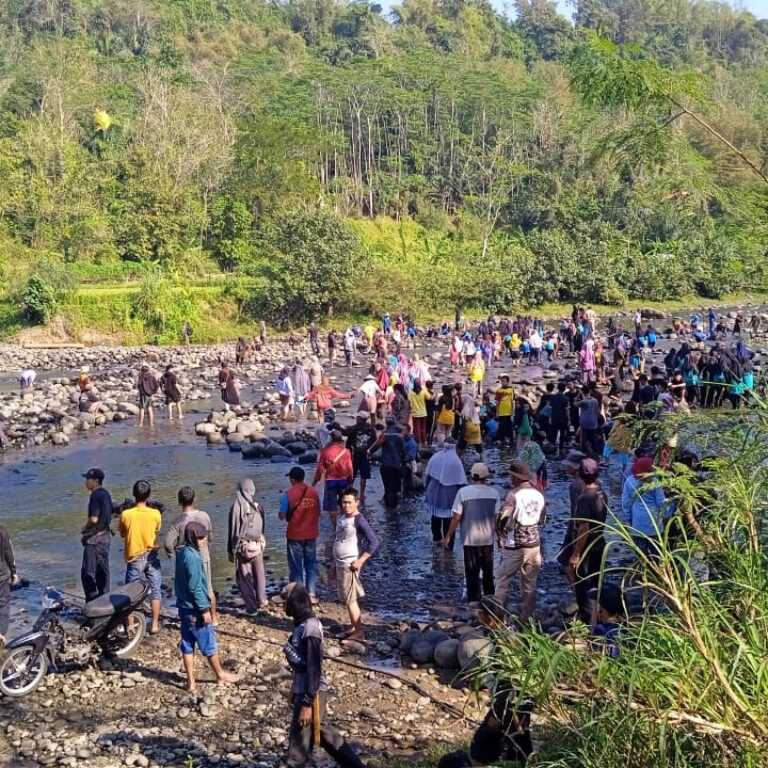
[2,284,767,346]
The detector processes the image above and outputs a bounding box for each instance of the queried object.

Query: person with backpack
[280,467,321,604]
[227,478,268,612]
[137,365,159,427]
[495,461,546,621]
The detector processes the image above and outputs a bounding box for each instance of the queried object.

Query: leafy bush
[130,270,199,343]
[20,274,59,323]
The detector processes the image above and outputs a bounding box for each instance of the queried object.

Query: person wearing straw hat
[495,461,546,621]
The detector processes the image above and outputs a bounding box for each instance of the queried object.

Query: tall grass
[477,406,768,767]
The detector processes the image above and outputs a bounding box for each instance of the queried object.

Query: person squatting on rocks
[175,522,239,693]
[80,467,113,602]
[228,478,268,611]
[283,581,368,767]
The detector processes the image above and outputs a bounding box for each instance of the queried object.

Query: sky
[527,0,768,20]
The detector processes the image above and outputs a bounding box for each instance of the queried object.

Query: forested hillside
[1,0,767,338]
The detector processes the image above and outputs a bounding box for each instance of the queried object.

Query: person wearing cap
[621,456,667,556]
[442,463,500,605]
[175,522,239,693]
[357,374,383,427]
[569,458,608,621]
[81,468,113,602]
[495,461,546,621]
[280,467,321,603]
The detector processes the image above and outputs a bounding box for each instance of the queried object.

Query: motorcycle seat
[83,581,146,619]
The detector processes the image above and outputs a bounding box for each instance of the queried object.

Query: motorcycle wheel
[102,611,146,659]
[0,646,48,698]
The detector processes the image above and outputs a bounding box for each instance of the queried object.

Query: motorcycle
[0,581,149,698]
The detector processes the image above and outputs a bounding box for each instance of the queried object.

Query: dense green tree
[256,208,366,322]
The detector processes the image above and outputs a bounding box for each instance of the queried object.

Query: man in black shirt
[80,468,113,602]
[341,414,377,507]
[548,382,570,453]
[569,459,608,621]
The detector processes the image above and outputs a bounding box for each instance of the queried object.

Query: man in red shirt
[312,430,353,525]
[279,467,321,605]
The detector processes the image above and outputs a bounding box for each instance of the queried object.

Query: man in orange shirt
[279,467,321,605]
[312,430,353,525]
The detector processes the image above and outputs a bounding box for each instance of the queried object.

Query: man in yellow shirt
[119,480,162,634]
[495,375,515,446]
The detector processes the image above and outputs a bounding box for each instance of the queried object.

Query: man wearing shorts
[164,486,217,624]
[312,431,353,525]
[119,480,162,634]
[333,488,380,641]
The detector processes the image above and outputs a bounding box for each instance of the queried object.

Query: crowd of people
[2,303,763,768]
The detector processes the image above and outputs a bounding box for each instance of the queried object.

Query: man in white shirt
[442,463,499,605]
[495,460,546,621]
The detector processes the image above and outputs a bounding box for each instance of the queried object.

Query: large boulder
[434,639,460,669]
[457,634,492,672]
[195,422,218,436]
[285,441,309,456]
[298,450,318,465]
[399,630,422,655]
[410,640,436,665]
[241,444,265,460]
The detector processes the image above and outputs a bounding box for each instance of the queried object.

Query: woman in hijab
[227,479,268,611]
[290,360,312,418]
[424,440,467,549]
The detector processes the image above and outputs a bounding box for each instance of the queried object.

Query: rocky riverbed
[3,301,768,767]
[0,596,488,768]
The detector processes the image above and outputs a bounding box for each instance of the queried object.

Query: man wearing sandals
[333,488,379,641]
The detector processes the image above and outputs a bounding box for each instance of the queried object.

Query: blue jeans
[287,539,318,597]
[125,550,162,600]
